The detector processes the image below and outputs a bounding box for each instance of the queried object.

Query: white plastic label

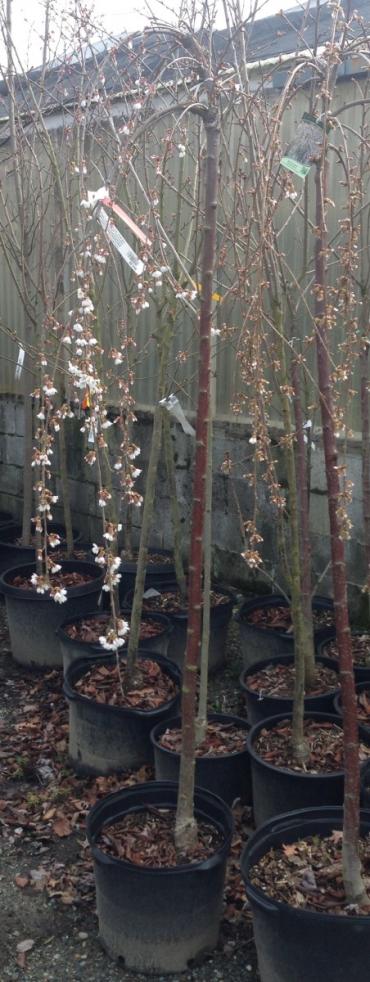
[159,394,195,436]
[15,346,25,380]
[97,208,145,276]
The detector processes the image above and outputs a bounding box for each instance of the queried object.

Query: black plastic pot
[119,547,176,604]
[240,655,340,726]
[151,713,252,805]
[125,581,234,673]
[86,780,233,972]
[0,522,82,580]
[64,650,181,775]
[248,711,370,827]
[241,806,370,982]
[333,681,370,737]
[0,561,104,667]
[57,610,173,674]
[235,594,334,669]
[0,512,12,527]
[317,632,370,682]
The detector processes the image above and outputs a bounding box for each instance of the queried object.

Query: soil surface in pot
[142,588,230,614]
[243,605,333,633]
[74,659,178,710]
[64,615,166,645]
[246,662,338,699]
[325,635,370,667]
[97,807,223,866]
[159,720,247,756]
[10,570,94,590]
[250,829,370,915]
[121,550,173,565]
[50,546,92,562]
[254,719,370,774]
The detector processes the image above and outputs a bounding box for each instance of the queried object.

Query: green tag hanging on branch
[281,113,328,179]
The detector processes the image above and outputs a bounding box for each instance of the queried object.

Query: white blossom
[99,634,125,651]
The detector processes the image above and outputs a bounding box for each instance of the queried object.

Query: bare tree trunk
[59,419,74,556]
[195,413,213,744]
[274,301,308,763]
[291,354,316,685]
[162,411,187,600]
[314,161,366,905]
[126,321,171,678]
[21,350,33,546]
[175,106,220,852]
[360,310,370,622]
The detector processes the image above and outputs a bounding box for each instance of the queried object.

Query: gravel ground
[0,598,260,982]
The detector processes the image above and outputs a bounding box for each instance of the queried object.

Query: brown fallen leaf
[43,808,57,821]
[16,939,35,954]
[15,875,29,888]
[52,816,72,837]
[16,938,35,967]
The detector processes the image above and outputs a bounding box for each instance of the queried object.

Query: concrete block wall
[0,394,366,608]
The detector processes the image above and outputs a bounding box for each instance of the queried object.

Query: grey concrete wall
[0,393,366,610]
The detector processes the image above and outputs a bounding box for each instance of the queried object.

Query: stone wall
[0,393,366,608]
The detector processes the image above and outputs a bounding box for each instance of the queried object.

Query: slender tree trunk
[291,354,316,685]
[175,107,220,852]
[274,301,308,763]
[125,404,163,677]
[59,419,74,556]
[195,413,213,744]
[21,350,33,546]
[126,325,171,677]
[314,161,366,905]
[162,411,187,600]
[360,309,370,621]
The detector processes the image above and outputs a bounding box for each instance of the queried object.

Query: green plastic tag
[280,156,310,179]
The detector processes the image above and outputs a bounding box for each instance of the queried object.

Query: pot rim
[235,593,333,633]
[0,560,104,601]
[57,609,173,648]
[86,780,233,874]
[247,711,369,780]
[241,805,370,924]
[124,582,235,618]
[150,712,250,760]
[63,649,181,717]
[240,654,340,701]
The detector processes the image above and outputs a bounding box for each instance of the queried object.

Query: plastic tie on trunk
[281,113,326,178]
[159,394,195,436]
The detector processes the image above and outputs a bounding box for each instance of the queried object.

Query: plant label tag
[15,346,25,380]
[159,394,195,436]
[97,208,145,275]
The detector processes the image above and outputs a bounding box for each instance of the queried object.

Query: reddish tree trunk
[291,355,315,684]
[360,338,370,590]
[314,162,366,904]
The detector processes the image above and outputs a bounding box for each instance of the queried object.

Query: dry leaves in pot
[246,662,338,699]
[97,807,224,867]
[325,636,370,667]
[121,550,173,566]
[250,828,370,916]
[358,689,370,724]
[11,570,94,591]
[159,721,247,757]
[65,615,166,644]
[254,719,370,774]
[246,605,333,634]
[142,588,230,615]
[74,658,178,710]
